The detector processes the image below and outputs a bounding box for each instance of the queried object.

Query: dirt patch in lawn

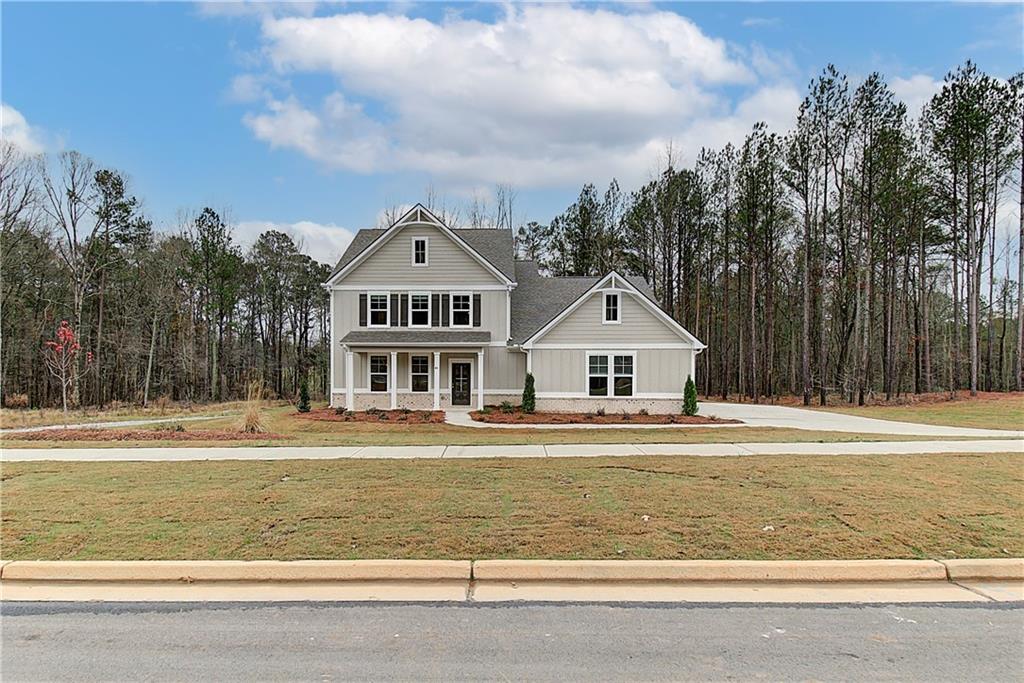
[471,409,740,425]
[12,428,288,442]
[295,408,446,424]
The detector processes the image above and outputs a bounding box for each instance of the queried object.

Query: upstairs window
[603,292,619,324]
[451,293,472,327]
[369,293,390,327]
[409,293,431,327]
[412,237,429,267]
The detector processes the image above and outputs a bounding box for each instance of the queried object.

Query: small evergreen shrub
[638,408,649,416]
[297,378,311,413]
[683,376,699,416]
[521,373,536,413]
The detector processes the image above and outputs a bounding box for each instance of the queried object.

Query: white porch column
[476,349,485,410]
[329,291,336,400]
[390,351,398,409]
[526,349,533,374]
[344,350,354,410]
[432,352,441,410]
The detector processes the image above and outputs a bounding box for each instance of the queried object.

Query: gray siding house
[326,204,705,413]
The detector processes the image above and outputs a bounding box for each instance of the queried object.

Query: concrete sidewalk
[447,403,1024,438]
[3,439,1021,461]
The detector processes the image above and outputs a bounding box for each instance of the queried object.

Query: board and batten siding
[536,291,684,345]
[341,225,501,286]
[531,348,693,396]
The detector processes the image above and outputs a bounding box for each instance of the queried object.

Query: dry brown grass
[2,453,1020,561]
[239,381,267,434]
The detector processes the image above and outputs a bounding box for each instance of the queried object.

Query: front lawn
[815,391,1024,431]
[3,453,1020,561]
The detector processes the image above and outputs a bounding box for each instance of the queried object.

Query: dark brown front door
[451,362,471,406]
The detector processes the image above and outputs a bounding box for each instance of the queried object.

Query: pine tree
[521,372,536,413]
[683,376,698,416]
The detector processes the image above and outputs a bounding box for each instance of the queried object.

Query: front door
[451,362,472,406]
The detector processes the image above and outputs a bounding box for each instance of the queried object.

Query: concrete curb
[0,560,470,583]
[2,558,1021,585]
[472,559,950,583]
[939,558,1024,581]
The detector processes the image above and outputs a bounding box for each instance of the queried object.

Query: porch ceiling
[341,330,492,347]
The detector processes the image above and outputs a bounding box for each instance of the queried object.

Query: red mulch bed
[12,428,287,442]
[470,409,741,425]
[295,408,446,424]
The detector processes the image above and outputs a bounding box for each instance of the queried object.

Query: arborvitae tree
[683,376,698,416]
[297,377,311,413]
[521,372,536,413]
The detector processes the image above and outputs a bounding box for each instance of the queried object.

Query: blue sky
[3,1,1021,262]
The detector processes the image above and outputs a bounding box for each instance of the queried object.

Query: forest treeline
[2,61,1022,408]
[520,62,1024,404]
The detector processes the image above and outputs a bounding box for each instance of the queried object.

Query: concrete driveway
[699,402,1024,438]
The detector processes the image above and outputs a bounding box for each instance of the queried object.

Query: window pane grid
[588,353,633,397]
[370,355,388,392]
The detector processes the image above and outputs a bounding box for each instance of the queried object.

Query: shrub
[500,400,515,414]
[297,378,311,413]
[683,376,699,416]
[521,373,536,413]
[621,411,631,420]
[638,408,649,416]
[239,380,266,434]
[366,407,381,415]
[4,393,29,409]
[334,406,348,416]
[596,407,605,417]
[480,406,493,415]
[583,412,594,420]
[378,411,390,421]
[172,423,186,433]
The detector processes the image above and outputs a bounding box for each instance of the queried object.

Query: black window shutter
[359,294,367,327]
[473,294,481,327]
[431,294,440,327]
[390,294,399,327]
[400,294,409,326]
[441,294,450,327]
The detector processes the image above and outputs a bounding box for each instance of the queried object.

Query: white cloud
[891,74,943,118]
[1,103,47,155]
[235,219,356,262]
[238,5,783,188]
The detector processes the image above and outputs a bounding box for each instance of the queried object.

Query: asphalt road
[3,602,1022,681]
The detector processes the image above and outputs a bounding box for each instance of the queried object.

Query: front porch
[335,331,493,411]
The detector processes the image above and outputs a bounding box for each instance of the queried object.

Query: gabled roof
[325,203,516,285]
[515,268,705,348]
[509,262,669,344]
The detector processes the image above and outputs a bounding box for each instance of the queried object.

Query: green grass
[815,393,1024,431]
[3,453,1021,561]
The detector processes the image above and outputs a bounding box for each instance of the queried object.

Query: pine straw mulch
[295,408,446,424]
[12,428,288,442]
[470,409,741,425]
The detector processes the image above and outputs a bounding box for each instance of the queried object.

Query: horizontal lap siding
[531,348,693,395]
[539,292,683,345]
[342,225,500,286]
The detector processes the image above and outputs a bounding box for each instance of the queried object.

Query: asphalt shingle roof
[341,330,492,345]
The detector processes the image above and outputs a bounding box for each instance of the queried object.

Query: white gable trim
[325,203,513,286]
[522,271,706,349]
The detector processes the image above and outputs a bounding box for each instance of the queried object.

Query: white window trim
[408,291,432,328]
[602,291,621,325]
[411,236,429,267]
[585,351,637,398]
[368,354,389,392]
[409,353,431,392]
[367,291,391,328]
[450,291,473,328]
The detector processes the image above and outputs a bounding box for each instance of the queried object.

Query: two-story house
[325,204,705,413]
